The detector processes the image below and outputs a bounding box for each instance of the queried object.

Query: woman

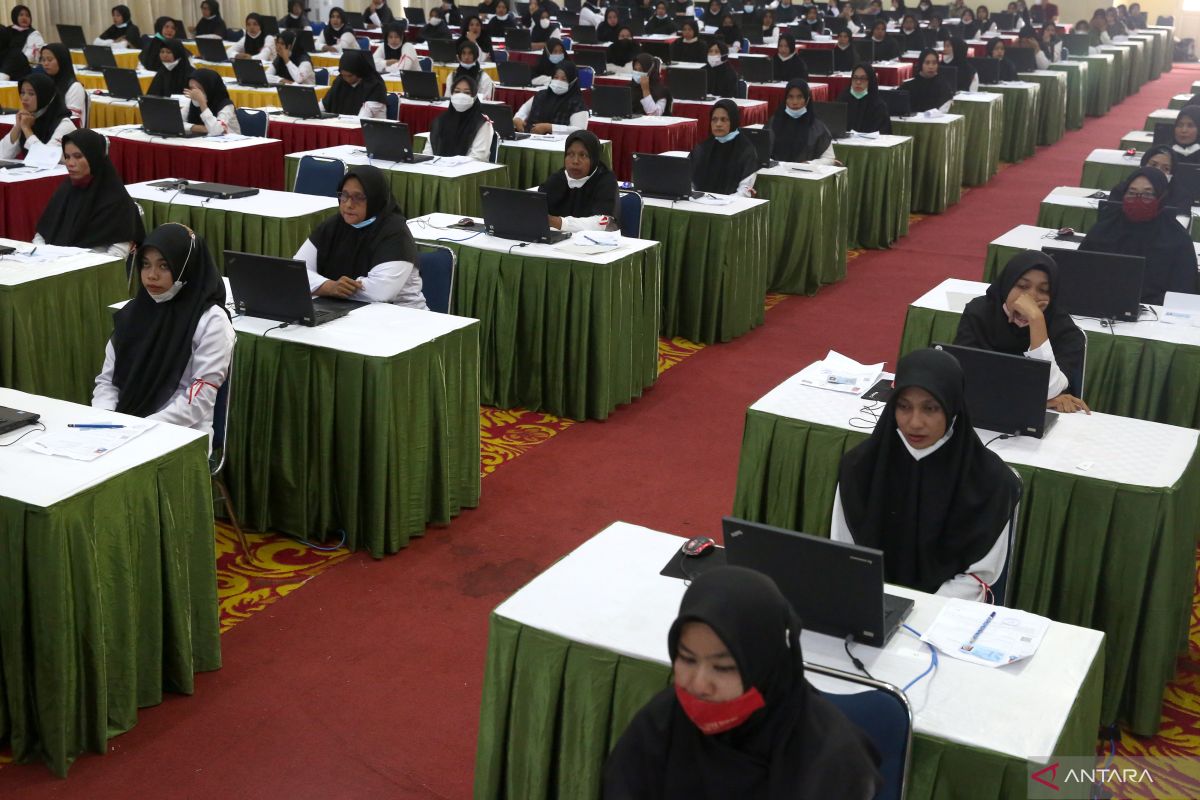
[373,22,420,75]
[424,6,453,38]
[1080,167,1197,304]
[689,99,759,196]
[837,63,891,134]
[192,0,227,37]
[0,73,73,159]
[459,15,495,59]
[974,4,998,35]
[445,40,495,100]
[646,1,677,35]
[942,36,978,91]
[96,5,142,47]
[232,13,276,62]
[958,7,979,38]
[364,0,396,28]
[832,348,1023,601]
[531,38,567,85]
[775,0,799,24]
[898,13,924,50]
[773,33,807,81]
[7,6,42,70]
[38,44,85,120]
[321,7,360,52]
[296,166,426,308]
[702,0,727,28]
[799,5,823,36]
[322,50,387,116]
[986,38,1017,81]
[183,69,241,135]
[539,130,619,231]
[839,1,862,35]
[717,15,743,53]
[955,250,1089,412]
[531,7,563,45]
[704,41,738,99]
[36,129,144,260]
[832,29,856,72]
[631,53,671,116]
[608,26,641,72]
[141,16,180,71]
[580,0,605,29]
[270,29,316,84]
[926,14,950,41]
[865,19,900,60]
[904,48,953,112]
[603,567,883,798]
[147,38,194,98]
[672,19,708,63]
[283,0,311,29]
[1170,105,1200,165]
[425,75,495,160]
[759,10,779,46]
[597,7,622,42]
[486,0,519,37]
[769,79,837,164]
[1131,145,1187,207]
[515,62,589,133]
[93,223,235,449]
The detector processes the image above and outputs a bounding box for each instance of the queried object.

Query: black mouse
[681,536,716,558]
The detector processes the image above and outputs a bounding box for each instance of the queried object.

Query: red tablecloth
[399,101,450,134]
[817,62,912,94]
[672,99,769,128]
[0,173,68,240]
[269,118,365,153]
[494,85,539,110]
[505,50,543,65]
[107,138,286,189]
[586,117,697,180]
[747,81,829,115]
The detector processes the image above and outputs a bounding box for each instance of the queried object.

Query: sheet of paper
[1162,291,1200,325]
[795,350,883,395]
[691,194,734,206]
[570,230,620,248]
[920,598,1050,668]
[23,140,62,169]
[25,421,154,462]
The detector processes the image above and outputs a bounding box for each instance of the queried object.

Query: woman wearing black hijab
[769,79,837,163]
[140,16,181,71]
[294,165,427,308]
[832,29,856,72]
[322,50,388,116]
[603,567,883,798]
[0,74,74,159]
[364,0,397,28]
[531,38,567,85]
[1170,106,1200,166]
[838,63,891,134]
[147,38,194,97]
[833,348,1022,601]
[941,37,978,92]
[1080,167,1198,305]
[704,41,739,99]
[986,38,1018,81]
[284,0,311,30]
[193,0,227,37]
[1129,145,1188,208]
[271,28,317,84]
[6,5,42,73]
[233,13,277,62]
[646,1,677,34]
[0,27,29,82]
[772,33,807,82]
[183,68,241,135]
[690,99,760,196]
[903,49,954,112]
[36,129,144,259]
[597,7,623,42]
[955,250,1089,412]
[631,53,672,116]
[321,7,360,52]
[425,74,495,160]
[93,223,236,450]
[444,39,495,100]
[515,62,589,133]
[539,130,619,231]
[607,26,641,71]
[672,19,707,63]
[96,5,142,47]
[38,44,85,119]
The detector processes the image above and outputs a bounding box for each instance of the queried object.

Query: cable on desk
[844,635,875,681]
[0,422,45,446]
[900,623,938,693]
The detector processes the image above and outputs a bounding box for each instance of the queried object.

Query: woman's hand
[639,73,651,95]
[15,109,34,139]
[316,276,364,298]
[183,84,209,111]
[1009,292,1044,324]
[531,122,553,134]
[1047,393,1090,414]
[547,214,563,229]
[513,116,526,131]
[235,52,251,60]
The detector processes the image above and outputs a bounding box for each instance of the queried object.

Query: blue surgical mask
[549,52,564,63]
[743,3,755,11]
[632,69,647,82]
[350,215,377,229]
[715,129,739,143]
[850,88,868,99]
[784,105,806,118]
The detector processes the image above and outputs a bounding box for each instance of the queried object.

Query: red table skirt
[107,138,286,189]
[673,99,769,128]
[270,118,365,154]
[747,82,829,116]
[586,118,698,180]
[399,102,449,134]
[506,50,542,65]
[0,174,68,240]
[817,63,912,95]
[494,85,539,110]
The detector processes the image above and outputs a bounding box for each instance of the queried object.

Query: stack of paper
[25,422,153,462]
[796,350,884,395]
[920,598,1050,668]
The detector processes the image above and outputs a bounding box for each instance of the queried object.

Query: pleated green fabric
[0,438,219,777]
[412,133,614,190]
[890,116,964,214]
[1018,70,1067,146]
[1119,133,1151,151]
[833,137,913,249]
[223,321,482,558]
[730,408,1200,735]
[1038,200,1200,243]
[1079,158,1137,190]
[951,94,1004,186]
[472,612,1105,800]
[641,202,769,343]
[1049,61,1087,130]
[756,169,848,295]
[1073,54,1114,117]
[1097,47,1129,104]
[989,83,1039,163]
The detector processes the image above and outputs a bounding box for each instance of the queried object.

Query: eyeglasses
[851,75,869,83]
[337,191,368,204]
[1124,190,1156,199]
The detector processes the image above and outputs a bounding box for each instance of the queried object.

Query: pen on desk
[961,610,997,650]
[67,423,125,429]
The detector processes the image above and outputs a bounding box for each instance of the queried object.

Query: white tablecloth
[0,237,115,287]
[284,142,507,177]
[409,212,658,263]
[125,179,339,218]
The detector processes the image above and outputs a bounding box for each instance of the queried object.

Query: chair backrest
[315,67,330,85]
[223,28,243,42]
[735,78,748,99]
[577,65,595,89]
[311,21,326,34]
[1071,335,1087,400]
[210,348,235,476]
[806,663,913,800]
[356,35,372,50]
[418,55,433,72]
[489,131,501,162]
[492,48,509,63]
[295,155,345,196]
[417,245,456,313]
[235,107,268,137]
[385,91,401,120]
[562,35,572,50]
[991,466,1023,607]
[618,190,642,238]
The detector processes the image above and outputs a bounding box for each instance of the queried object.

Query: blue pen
[961,610,997,651]
[68,423,125,429]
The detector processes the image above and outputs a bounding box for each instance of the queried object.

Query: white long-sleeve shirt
[444,70,495,101]
[321,30,360,52]
[579,6,604,27]
[422,118,496,161]
[63,81,87,118]
[295,239,428,308]
[92,305,236,450]
[230,33,277,62]
[14,28,43,64]
[180,103,241,136]
[514,94,589,133]
[1025,337,1071,398]
[267,58,317,85]
[0,116,75,159]
[375,42,421,74]
[638,93,668,116]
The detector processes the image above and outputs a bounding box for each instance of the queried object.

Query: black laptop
[478,186,571,243]
[1152,121,1174,146]
[812,100,848,139]
[400,69,443,100]
[505,28,533,51]
[427,38,458,64]
[992,10,1016,30]
[881,88,912,117]
[738,54,774,83]
[195,36,230,62]
[572,47,609,75]
[722,517,915,647]
[632,152,702,200]
[361,118,435,162]
[799,48,835,76]
[278,83,337,118]
[138,95,204,137]
[640,39,671,65]
[183,182,259,199]
[56,23,88,50]
[481,101,530,139]
[591,84,637,118]
[259,14,281,36]
[405,6,427,25]
[1063,33,1091,58]
[84,44,118,71]
[1041,246,1146,322]
[740,126,776,168]
[573,24,598,44]
[1005,46,1037,73]
[343,11,365,29]
[496,59,534,86]
[972,56,1002,84]
[934,343,1057,438]
[102,67,143,100]
[671,67,709,100]
[232,58,270,87]
[0,405,40,435]
[1172,162,1200,208]
[225,250,368,326]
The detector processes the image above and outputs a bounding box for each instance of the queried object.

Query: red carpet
[4,65,1199,798]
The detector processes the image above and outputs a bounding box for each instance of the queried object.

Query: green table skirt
[1071,55,1113,117]
[428,239,662,419]
[642,203,768,344]
[1170,96,1190,110]
[730,409,1199,735]
[890,117,964,214]
[832,138,913,249]
[414,133,614,192]
[988,84,1039,163]
[1119,133,1152,151]
[951,96,1004,186]
[472,613,1105,800]
[1080,158,1139,190]
[1098,47,1129,104]
[1019,71,1068,146]
[0,258,126,405]
[1049,61,1088,130]
[0,438,220,776]
[1038,199,1200,243]
[756,169,849,295]
[224,322,482,557]
[285,158,510,218]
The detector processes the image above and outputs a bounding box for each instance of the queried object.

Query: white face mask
[162,59,179,70]
[459,60,475,70]
[540,17,551,27]
[450,92,475,111]
[549,78,569,94]
[778,50,793,60]
[428,16,443,24]
[565,170,593,188]
[707,54,723,67]
[150,281,186,303]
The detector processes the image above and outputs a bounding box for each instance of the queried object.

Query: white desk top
[262,110,365,130]
[0,161,67,184]
[671,98,769,112]
[0,238,119,287]
[991,223,1200,260]
[1147,108,1177,125]
[980,79,1040,92]
[495,521,1104,763]
[951,90,1004,104]
[94,125,281,151]
[0,388,206,508]
[410,212,658,263]
[757,161,848,182]
[126,179,339,218]
[831,133,914,149]
[1041,185,1198,228]
[586,114,698,129]
[78,67,156,81]
[1087,146,1146,167]
[283,143,505,177]
[889,112,965,126]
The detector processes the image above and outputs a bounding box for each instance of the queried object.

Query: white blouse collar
[896,418,955,461]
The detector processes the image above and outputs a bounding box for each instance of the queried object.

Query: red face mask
[674,684,766,735]
[1122,193,1160,222]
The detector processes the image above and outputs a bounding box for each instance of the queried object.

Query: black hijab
[322,50,386,113]
[632,53,670,114]
[186,68,233,124]
[112,224,227,418]
[837,347,1022,594]
[451,39,483,83]
[904,49,953,112]
[308,165,418,280]
[528,61,586,125]
[608,29,640,67]
[365,0,396,25]
[704,42,738,99]
[8,6,33,50]
[37,129,145,250]
[1129,145,1188,208]
[324,7,350,45]
[532,38,566,79]
[955,250,1086,395]
[273,28,311,77]
[768,79,832,162]
[242,13,268,56]
[689,99,760,194]
[538,130,619,219]
[100,6,142,44]
[381,22,408,59]
[773,33,807,81]
[140,16,179,71]
[837,63,891,134]
[429,74,487,155]
[946,37,977,90]
[195,0,227,37]
[986,38,1018,80]
[40,44,77,98]
[284,0,309,28]
[17,74,70,153]
[148,38,194,97]
[1081,167,1198,304]
[1171,105,1200,164]
[602,566,883,799]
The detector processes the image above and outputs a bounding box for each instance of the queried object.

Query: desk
[414,130,613,190]
[1038,185,1200,242]
[586,115,698,181]
[816,62,914,94]
[396,97,451,134]
[96,126,287,189]
[69,46,140,69]
[1144,107,1178,131]
[190,58,236,79]
[0,164,68,241]
[1048,59,1087,131]
[260,112,365,152]
[0,80,16,107]
[1080,147,1141,190]
[1118,128,1154,152]
[982,224,1200,283]
[755,163,849,295]
[76,67,154,93]
[747,80,829,116]
[1169,92,1194,110]
[671,97,769,129]
[474,522,1105,800]
[88,94,143,127]
[1105,39,1148,96]
[889,113,964,214]
[0,388,219,777]
[1096,46,1129,104]
[409,213,661,420]
[950,91,1003,186]
[832,134,913,250]
[1018,69,1068,146]
[1068,53,1114,117]
[225,303,481,557]
[731,370,1199,735]
[225,83,331,109]
[982,81,1039,163]
[284,144,509,217]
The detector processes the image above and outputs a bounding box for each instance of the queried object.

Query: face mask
[450,92,475,111]
[632,69,646,82]
[150,281,185,303]
[163,59,179,70]
[707,54,723,67]
[656,11,667,17]
[549,78,569,94]
[784,105,806,118]
[850,87,868,98]
[943,52,953,62]
[565,170,592,188]
[458,61,476,70]
[496,11,510,18]
[350,215,377,229]
[428,16,443,24]
[549,52,564,63]
[744,4,755,11]
[540,17,551,27]
[778,50,793,60]
[715,128,739,142]
[1122,194,1160,222]
[674,684,766,735]
[116,22,128,28]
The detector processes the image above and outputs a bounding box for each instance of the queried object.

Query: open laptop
[496,60,534,87]
[972,56,1002,84]
[0,405,40,435]
[478,186,571,243]
[195,36,230,62]
[278,83,337,118]
[992,10,1016,30]
[84,44,118,71]
[1004,46,1037,73]
[427,39,458,64]
[722,516,915,647]
[259,14,280,36]
[343,11,365,29]
[640,39,671,65]
[102,67,143,100]
[632,153,702,200]
[572,47,609,75]
[572,24,598,44]
[738,54,773,83]
[138,95,204,137]
[670,67,709,100]
[361,118,435,163]
[225,250,368,326]
[740,126,776,168]
[812,100,848,139]
[1041,246,1146,322]
[232,58,270,87]
[1172,162,1200,208]
[505,28,533,51]
[1063,33,1091,58]
[480,101,530,140]
[800,48,834,76]
[591,84,637,118]
[881,88,912,117]
[56,23,88,50]
[933,342,1057,438]
[1152,121,1174,146]
[399,69,442,100]
[404,6,427,25]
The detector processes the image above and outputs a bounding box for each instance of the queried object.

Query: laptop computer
[399,69,442,100]
[496,59,534,86]
[1063,33,1091,58]
[478,186,571,243]
[183,182,260,199]
[640,39,671,65]
[812,100,848,139]
[881,88,912,117]
[225,250,368,326]
[572,24,598,44]
[740,126,776,168]
[972,56,1001,84]
[232,58,270,87]
[84,44,118,71]
[1004,46,1037,73]
[278,83,337,118]
[571,47,609,75]
[343,11,365,29]
[103,67,143,100]
[1041,245,1146,322]
[427,38,458,64]
[138,95,204,137]
[259,14,280,36]
[744,27,764,45]
[360,118,435,162]
[591,84,637,118]
[505,28,533,51]
[671,67,709,100]
[404,6,427,25]
[1152,121,1174,146]
[632,152,703,200]
[722,516,915,647]
[992,10,1016,30]
[56,23,88,50]
[737,54,773,83]
[939,64,958,92]
[195,36,230,62]
[933,342,1057,438]
[797,47,834,76]
[0,405,40,435]
[1172,162,1200,208]
[480,101,530,139]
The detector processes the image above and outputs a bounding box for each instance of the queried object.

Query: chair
[418,55,433,71]
[618,190,642,237]
[210,350,253,561]
[735,78,748,99]
[223,28,243,42]
[311,21,326,35]
[417,245,456,313]
[315,67,330,85]
[294,155,345,196]
[489,131,501,162]
[235,107,268,137]
[740,37,750,53]
[385,91,401,120]
[577,65,595,89]
[356,35,372,50]
[492,48,509,63]
[991,468,1023,608]
[561,35,572,50]
[806,663,913,800]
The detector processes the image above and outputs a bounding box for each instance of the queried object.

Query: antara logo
[1066,767,1154,785]
[1031,762,1060,790]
